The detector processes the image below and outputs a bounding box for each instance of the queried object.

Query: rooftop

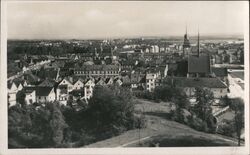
[188,55,210,74]
[163,77,227,88]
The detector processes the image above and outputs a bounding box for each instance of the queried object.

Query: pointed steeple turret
[183,24,190,48]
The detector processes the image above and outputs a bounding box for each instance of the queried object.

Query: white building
[84,79,95,100]
[24,88,36,105]
[7,83,18,107]
[146,72,160,92]
[73,79,85,90]
[36,87,56,103]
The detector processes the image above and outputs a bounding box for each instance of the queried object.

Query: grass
[84,99,239,147]
[129,134,235,147]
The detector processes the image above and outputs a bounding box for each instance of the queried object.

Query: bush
[133,114,147,129]
[217,120,235,137]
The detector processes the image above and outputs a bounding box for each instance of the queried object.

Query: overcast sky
[7,1,247,39]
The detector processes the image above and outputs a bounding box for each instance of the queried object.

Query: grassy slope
[84,99,238,147]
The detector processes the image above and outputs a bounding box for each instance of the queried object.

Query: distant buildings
[74,65,120,78]
[157,77,228,98]
[7,32,244,108]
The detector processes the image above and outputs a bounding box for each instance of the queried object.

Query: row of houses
[7,75,125,107]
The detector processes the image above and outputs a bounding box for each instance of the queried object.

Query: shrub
[217,120,235,137]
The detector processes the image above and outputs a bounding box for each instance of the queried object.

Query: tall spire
[197,28,200,57]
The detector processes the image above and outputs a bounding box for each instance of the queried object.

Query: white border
[1,1,249,155]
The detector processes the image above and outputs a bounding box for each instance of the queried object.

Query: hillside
[84,99,239,147]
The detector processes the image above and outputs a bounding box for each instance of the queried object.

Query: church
[183,28,211,77]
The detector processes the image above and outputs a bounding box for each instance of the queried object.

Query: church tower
[183,25,191,57]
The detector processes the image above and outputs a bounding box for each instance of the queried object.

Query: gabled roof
[23,86,36,94]
[12,78,26,87]
[188,55,210,74]
[39,79,56,87]
[105,77,113,84]
[36,87,54,96]
[24,72,41,84]
[73,78,85,85]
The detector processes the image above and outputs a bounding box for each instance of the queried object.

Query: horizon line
[7,33,244,41]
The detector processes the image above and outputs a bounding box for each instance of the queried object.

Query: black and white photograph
[0,0,249,154]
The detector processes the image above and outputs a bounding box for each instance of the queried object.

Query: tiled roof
[39,79,56,87]
[36,87,54,96]
[229,71,244,80]
[171,77,227,88]
[188,55,210,74]
[212,67,228,77]
[23,86,36,94]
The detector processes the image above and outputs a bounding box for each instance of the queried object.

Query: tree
[154,85,183,102]
[230,98,244,146]
[86,85,138,137]
[16,91,26,106]
[48,103,68,147]
[8,102,69,148]
[193,87,215,132]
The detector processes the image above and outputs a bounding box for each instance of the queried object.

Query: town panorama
[7,31,245,148]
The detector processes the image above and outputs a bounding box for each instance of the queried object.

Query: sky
[7,1,247,39]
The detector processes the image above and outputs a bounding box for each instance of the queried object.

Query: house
[84,79,95,100]
[36,87,56,103]
[7,82,18,107]
[7,79,27,106]
[73,78,85,90]
[95,78,106,86]
[145,72,160,92]
[56,78,74,104]
[58,78,74,92]
[23,86,36,105]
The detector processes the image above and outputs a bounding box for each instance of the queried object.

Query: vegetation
[8,103,68,148]
[129,135,235,147]
[8,86,145,148]
[230,98,244,146]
